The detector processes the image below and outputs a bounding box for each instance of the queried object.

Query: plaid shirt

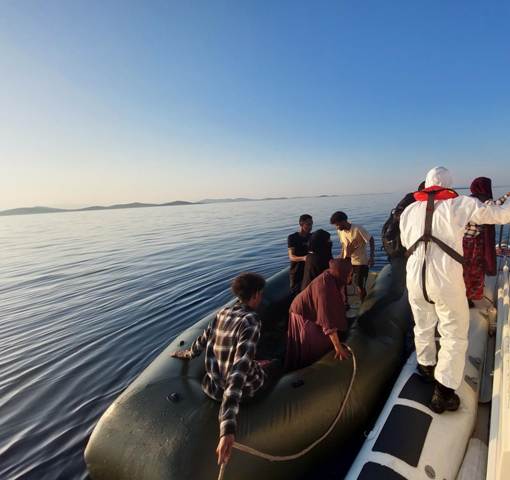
[465,194,509,238]
[186,301,266,437]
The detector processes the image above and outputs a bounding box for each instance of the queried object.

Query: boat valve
[424,465,436,478]
[167,392,181,403]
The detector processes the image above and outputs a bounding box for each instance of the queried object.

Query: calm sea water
[2,192,507,479]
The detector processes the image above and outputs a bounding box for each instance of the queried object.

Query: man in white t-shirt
[330,211,374,302]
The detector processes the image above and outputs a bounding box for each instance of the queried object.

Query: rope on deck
[217,344,357,480]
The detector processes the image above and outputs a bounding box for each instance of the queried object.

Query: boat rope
[217,344,357,480]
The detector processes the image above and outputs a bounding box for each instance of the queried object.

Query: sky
[1,1,509,210]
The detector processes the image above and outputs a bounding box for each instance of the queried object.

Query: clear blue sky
[1,1,509,209]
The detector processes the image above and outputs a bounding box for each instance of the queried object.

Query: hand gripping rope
[217,344,357,480]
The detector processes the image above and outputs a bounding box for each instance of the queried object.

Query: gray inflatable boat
[84,262,412,479]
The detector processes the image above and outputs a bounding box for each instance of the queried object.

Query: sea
[1,191,509,479]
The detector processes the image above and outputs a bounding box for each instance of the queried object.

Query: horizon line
[4,185,509,217]
[0,191,396,217]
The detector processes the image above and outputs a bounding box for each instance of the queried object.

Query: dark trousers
[243,359,283,402]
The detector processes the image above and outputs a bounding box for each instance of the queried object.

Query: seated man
[171,273,281,466]
[285,259,352,371]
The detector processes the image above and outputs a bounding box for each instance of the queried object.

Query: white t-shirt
[338,224,372,266]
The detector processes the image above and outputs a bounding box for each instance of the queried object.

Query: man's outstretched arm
[171,322,212,359]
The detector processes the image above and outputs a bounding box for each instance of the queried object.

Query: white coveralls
[400,167,510,390]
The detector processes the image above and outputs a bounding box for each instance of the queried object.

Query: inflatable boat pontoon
[84,262,413,480]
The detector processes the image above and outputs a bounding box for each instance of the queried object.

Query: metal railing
[486,260,510,480]
[487,223,510,480]
[497,224,510,262]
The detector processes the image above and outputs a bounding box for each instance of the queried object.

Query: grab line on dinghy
[217,344,357,480]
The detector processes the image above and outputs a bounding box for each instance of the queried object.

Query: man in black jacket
[287,214,313,294]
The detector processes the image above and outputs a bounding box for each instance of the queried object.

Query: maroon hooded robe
[285,259,352,371]
[463,177,498,300]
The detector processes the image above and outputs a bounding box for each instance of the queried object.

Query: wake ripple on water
[0,194,399,479]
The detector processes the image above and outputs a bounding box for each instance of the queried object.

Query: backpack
[381,193,416,258]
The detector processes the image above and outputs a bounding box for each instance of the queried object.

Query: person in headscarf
[463,177,510,306]
[285,258,352,371]
[301,229,333,290]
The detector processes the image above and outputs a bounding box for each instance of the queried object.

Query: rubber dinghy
[84,262,413,480]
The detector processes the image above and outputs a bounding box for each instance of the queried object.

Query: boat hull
[85,264,412,480]
[347,295,490,480]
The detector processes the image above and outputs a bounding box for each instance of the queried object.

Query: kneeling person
[172,273,281,466]
[285,259,352,371]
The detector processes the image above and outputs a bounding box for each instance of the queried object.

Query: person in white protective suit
[400,166,510,413]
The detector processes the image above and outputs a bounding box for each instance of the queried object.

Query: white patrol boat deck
[346,230,510,480]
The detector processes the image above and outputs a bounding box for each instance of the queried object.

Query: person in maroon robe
[285,258,352,371]
[463,177,510,305]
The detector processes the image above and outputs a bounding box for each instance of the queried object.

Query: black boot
[430,381,460,414]
[417,364,435,383]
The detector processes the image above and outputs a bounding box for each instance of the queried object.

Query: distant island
[0,195,344,217]
[8,186,510,217]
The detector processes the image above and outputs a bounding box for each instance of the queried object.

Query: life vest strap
[405,191,465,304]
[406,234,465,264]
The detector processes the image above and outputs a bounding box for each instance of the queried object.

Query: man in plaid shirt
[172,272,282,466]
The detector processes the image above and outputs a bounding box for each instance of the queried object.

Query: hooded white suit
[400,167,510,389]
